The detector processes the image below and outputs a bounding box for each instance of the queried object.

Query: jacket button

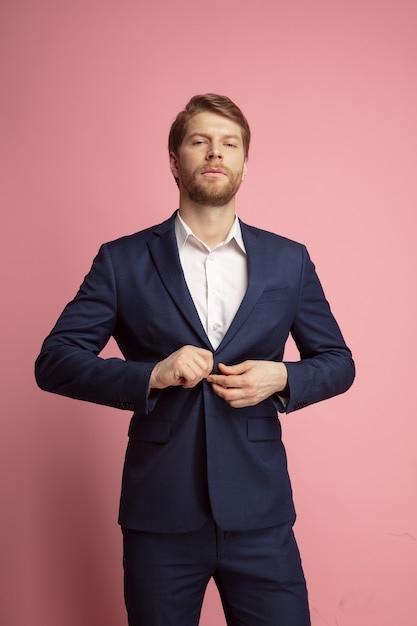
[295,401,307,410]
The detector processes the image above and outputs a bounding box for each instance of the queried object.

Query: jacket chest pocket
[257,287,291,304]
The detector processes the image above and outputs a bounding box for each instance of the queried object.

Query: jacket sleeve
[34,244,154,413]
[279,245,355,413]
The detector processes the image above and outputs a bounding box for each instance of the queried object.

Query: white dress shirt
[175,212,248,350]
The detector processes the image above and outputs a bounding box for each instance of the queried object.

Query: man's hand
[149,346,214,390]
[207,361,288,408]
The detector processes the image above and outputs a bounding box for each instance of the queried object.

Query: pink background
[1,0,416,624]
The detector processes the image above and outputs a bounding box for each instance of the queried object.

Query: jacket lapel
[215,221,267,353]
[147,215,212,348]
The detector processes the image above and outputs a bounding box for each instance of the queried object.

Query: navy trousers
[122,519,311,626]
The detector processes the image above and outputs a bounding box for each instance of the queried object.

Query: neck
[178,199,236,248]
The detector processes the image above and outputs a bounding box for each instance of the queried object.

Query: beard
[179,165,244,207]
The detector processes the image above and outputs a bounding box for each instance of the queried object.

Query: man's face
[170,112,248,207]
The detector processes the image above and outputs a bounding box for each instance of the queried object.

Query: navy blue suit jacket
[35,213,355,532]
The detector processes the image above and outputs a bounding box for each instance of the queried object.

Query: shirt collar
[175,211,246,254]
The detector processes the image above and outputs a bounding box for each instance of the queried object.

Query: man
[35,94,355,625]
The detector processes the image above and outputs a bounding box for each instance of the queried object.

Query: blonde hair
[168,93,251,157]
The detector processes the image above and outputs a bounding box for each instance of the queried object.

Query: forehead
[184,111,243,140]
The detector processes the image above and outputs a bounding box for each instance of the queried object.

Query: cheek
[180,159,198,177]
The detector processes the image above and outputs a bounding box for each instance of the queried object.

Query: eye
[225,142,237,148]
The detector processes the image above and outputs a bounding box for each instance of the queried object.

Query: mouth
[201,167,227,176]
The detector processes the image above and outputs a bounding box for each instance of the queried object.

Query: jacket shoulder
[102,215,175,252]
[240,221,307,253]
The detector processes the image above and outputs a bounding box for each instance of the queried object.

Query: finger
[211,383,256,408]
[190,348,214,373]
[180,356,214,387]
[206,361,247,385]
[195,347,214,360]
[211,383,239,400]
[207,374,245,389]
[178,364,206,387]
[217,361,248,375]
[195,354,215,378]
[175,348,211,372]
[211,383,262,408]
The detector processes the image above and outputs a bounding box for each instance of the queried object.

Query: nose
[206,145,223,160]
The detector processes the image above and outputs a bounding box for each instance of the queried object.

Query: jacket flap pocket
[247,417,281,441]
[128,418,171,443]
[257,287,291,304]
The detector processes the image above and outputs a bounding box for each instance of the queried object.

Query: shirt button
[209,254,215,261]
[213,323,220,331]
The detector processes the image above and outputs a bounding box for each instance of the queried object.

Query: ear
[169,152,179,178]
[242,157,248,181]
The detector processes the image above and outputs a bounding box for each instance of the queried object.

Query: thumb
[217,361,247,375]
